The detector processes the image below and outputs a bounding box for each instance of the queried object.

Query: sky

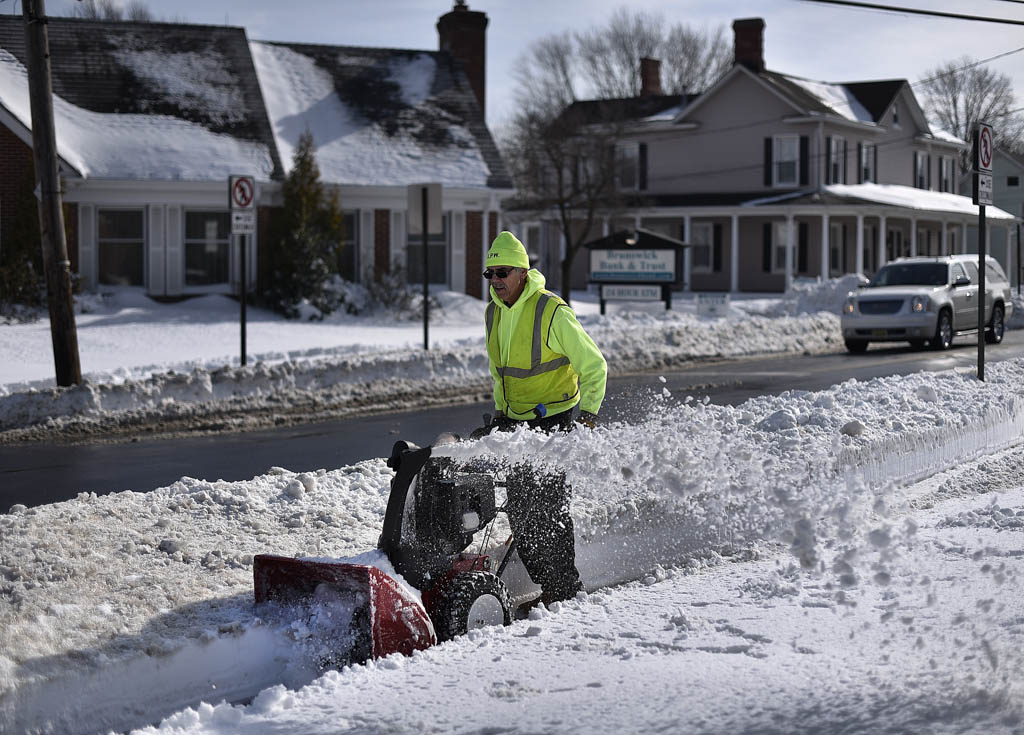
[2,282,1024,733]
[26,0,1024,132]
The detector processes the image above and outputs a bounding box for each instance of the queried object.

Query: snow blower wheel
[433,571,513,642]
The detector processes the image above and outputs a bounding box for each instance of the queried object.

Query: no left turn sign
[230,175,256,210]
[975,123,994,174]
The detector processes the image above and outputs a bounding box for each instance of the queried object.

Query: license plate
[871,329,887,337]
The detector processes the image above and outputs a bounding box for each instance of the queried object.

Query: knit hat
[486,231,530,269]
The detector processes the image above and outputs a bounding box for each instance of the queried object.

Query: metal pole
[23,0,81,386]
[240,233,247,366]
[978,205,987,382]
[1017,222,1021,297]
[422,186,429,351]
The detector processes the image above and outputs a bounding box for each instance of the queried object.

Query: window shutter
[713,223,723,272]
[913,153,917,187]
[798,222,808,273]
[762,223,772,272]
[825,137,832,185]
[799,136,809,186]
[764,138,773,186]
[842,224,849,272]
[857,143,863,184]
[638,143,648,191]
[873,146,878,183]
[843,140,849,184]
[927,154,932,190]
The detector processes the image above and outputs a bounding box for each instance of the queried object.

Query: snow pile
[733,273,863,317]
[0,295,842,436]
[4,360,1024,733]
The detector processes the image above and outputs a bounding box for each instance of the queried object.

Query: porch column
[941,220,948,256]
[855,213,864,275]
[909,217,917,257]
[730,214,739,292]
[683,214,692,292]
[602,217,610,237]
[820,212,829,279]
[785,213,795,292]
[878,214,887,268]
[961,223,968,254]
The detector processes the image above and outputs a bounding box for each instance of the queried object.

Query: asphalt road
[3,330,1023,510]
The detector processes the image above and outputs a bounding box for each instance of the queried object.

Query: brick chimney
[732,17,765,73]
[639,57,662,97]
[437,0,489,116]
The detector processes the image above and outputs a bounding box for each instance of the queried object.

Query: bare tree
[918,57,1024,171]
[69,0,154,21]
[575,9,731,98]
[501,9,728,304]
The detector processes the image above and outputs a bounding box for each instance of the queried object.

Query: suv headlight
[911,295,929,313]
[843,296,856,315]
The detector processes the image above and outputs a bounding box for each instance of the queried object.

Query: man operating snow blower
[473,231,607,606]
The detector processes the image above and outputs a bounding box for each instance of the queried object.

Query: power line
[799,0,1024,25]
[913,45,1024,86]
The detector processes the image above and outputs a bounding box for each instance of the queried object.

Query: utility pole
[23,0,81,386]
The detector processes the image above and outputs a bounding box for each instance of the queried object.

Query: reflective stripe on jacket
[486,288,579,420]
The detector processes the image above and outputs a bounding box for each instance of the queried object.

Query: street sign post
[408,183,443,350]
[972,123,993,381]
[229,175,256,366]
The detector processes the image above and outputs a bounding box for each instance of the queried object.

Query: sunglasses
[483,268,515,280]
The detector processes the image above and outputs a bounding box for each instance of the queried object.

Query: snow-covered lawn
[2,280,1024,734]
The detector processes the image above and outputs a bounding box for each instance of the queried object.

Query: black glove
[470,412,505,439]
[578,411,599,429]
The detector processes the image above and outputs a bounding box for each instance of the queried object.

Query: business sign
[589,248,676,282]
[601,284,662,301]
[697,292,731,317]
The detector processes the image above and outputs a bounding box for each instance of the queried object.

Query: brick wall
[0,124,34,254]
[374,208,390,278]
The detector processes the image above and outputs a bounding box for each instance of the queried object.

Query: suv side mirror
[952,274,970,287]
[856,275,869,289]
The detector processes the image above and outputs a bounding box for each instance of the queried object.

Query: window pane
[98,210,143,239]
[99,242,144,286]
[185,212,230,240]
[98,210,144,286]
[185,242,229,285]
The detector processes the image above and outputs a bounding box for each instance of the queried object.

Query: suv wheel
[985,304,1005,345]
[931,309,953,350]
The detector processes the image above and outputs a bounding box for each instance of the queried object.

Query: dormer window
[892,102,900,127]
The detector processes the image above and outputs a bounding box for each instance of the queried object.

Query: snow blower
[253,434,533,663]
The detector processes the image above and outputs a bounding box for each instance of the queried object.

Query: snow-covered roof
[777,74,874,123]
[250,41,510,189]
[826,183,1016,220]
[0,17,511,189]
[0,18,279,181]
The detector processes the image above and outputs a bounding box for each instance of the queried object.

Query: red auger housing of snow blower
[253,436,521,663]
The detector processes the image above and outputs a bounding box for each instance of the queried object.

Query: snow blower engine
[253,435,525,662]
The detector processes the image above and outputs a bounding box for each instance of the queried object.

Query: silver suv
[841,254,1013,353]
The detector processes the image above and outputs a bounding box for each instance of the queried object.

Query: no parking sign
[229,174,256,234]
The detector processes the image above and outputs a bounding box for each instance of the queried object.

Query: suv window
[868,262,948,287]
[951,263,968,283]
[986,261,1008,283]
[963,261,979,283]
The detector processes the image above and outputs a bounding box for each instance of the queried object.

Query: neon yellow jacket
[486,269,607,420]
